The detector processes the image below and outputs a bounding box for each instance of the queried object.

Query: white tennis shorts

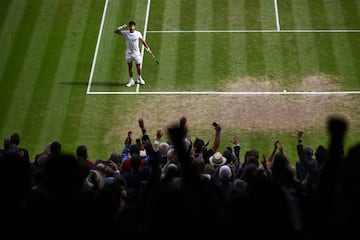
[126,51,142,65]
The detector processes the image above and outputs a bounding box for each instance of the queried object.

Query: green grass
[1,0,360,164]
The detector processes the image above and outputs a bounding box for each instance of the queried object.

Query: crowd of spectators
[0,116,359,239]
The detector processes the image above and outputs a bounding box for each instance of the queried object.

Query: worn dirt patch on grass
[113,75,360,139]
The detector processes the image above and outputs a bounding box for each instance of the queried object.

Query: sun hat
[209,152,227,167]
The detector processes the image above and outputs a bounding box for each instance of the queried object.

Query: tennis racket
[150,53,159,64]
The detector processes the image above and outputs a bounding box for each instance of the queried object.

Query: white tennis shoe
[138,77,145,85]
[126,79,135,87]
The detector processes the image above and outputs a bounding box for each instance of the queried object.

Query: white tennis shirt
[122,30,143,54]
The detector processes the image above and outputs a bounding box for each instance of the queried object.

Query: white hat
[209,152,227,167]
[159,142,170,156]
[140,149,147,158]
[219,165,232,179]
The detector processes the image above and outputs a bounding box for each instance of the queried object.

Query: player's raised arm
[114,24,127,35]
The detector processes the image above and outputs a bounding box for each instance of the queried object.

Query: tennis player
[114,21,152,87]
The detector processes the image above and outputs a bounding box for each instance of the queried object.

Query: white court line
[147,29,360,33]
[87,91,360,95]
[274,0,280,31]
[87,0,109,94]
[136,0,152,93]
[86,0,360,95]
[280,29,360,33]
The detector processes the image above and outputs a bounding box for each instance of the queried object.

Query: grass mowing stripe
[330,0,360,30]
[330,33,358,89]
[0,0,27,77]
[142,0,165,87]
[307,1,337,76]
[147,0,180,90]
[262,2,282,87]
[20,1,75,153]
[59,0,105,155]
[338,0,360,89]
[340,0,360,28]
[296,33,320,78]
[0,0,43,134]
[231,32,248,78]
[134,0,147,30]
[287,0,312,29]
[94,0,128,90]
[347,34,360,89]
[192,0,213,90]
[153,0,181,31]
[1,0,59,141]
[306,0,329,30]
[243,0,274,30]
[118,0,137,25]
[289,0,318,78]
[148,0,165,29]
[313,32,337,75]
[0,0,11,28]
[278,1,301,86]
[36,0,94,153]
[193,0,212,30]
[244,0,265,76]
[322,0,345,29]
[262,33,282,86]
[272,1,301,82]
[175,0,196,89]
[76,97,122,159]
[210,0,230,90]
[227,0,247,78]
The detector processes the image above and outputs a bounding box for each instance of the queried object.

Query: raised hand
[138,118,145,130]
[125,131,132,145]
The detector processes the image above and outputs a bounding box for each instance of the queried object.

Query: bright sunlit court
[88,0,360,95]
[1,0,360,163]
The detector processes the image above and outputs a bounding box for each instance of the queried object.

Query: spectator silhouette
[314,144,328,171]
[0,138,31,230]
[3,115,360,239]
[50,141,62,158]
[10,132,30,168]
[25,153,92,234]
[296,131,320,195]
[140,120,224,238]
[76,144,95,169]
[311,117,352,238]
